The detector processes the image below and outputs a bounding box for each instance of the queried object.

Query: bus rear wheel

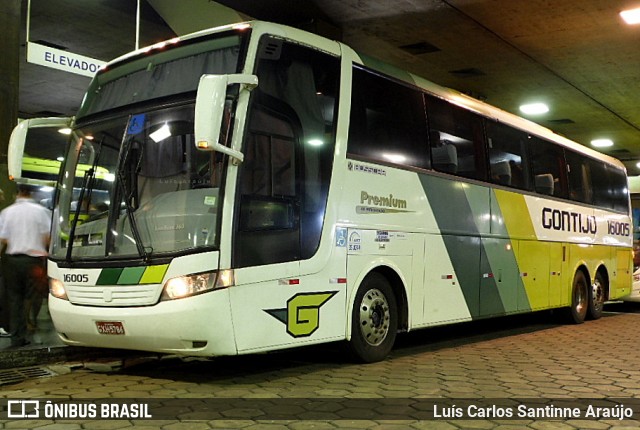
[347,273,398,363]
[566,270,588,324]
[587,272,606,320]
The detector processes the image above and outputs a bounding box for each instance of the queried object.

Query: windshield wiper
[65,137,104,262]
[115,169,151,262]
[65,168,93,262]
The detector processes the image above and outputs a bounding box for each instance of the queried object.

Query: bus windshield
[50,30,247,263]
[51,103,225,262]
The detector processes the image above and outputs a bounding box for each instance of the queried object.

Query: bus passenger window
[348,67,429,170]
[426,95,486,180]
[529,136,568,199]
[431,138,458,173]
[587,159,628,212]
[565,150,593,204]
[491,160,511,185]
[534,174,555,195]
[485,120,531,190]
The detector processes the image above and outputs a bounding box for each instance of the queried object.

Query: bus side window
[431,140,458,173]
[586,159,628,212]
[534,174,555,195]
[528,136,568,199]
[426,95,486,180]
[485,120,531,190]
[565,150,594,204]
[347,66,429,170]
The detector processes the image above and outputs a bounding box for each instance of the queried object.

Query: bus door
[229,35,342,352]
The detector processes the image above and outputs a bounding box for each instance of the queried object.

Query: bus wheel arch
[373,266,409,331]
[346,267,407,363]
[587,266,609,320]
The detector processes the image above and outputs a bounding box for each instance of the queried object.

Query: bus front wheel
[347,273,398,363]
[566,271,588,324]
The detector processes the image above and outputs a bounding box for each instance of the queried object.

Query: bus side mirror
[194,73,258,163]
[8,116,73,183]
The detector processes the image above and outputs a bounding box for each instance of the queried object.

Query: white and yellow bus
[10,21,632,362]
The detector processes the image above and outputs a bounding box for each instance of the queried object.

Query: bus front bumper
[48,289,238,356]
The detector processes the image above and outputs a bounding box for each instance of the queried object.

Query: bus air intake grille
[66,285,161,306]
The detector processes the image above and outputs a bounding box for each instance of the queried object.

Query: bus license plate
[96,321,125,335]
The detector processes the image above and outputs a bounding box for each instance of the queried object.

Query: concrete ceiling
[18,0,640,173]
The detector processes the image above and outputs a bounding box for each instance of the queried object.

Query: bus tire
[587,271,606,320]
[347,273,398,363]
[565,270,588,324]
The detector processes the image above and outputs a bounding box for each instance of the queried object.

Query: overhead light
[519,103,549,115]
[56,156,64,162]
[58,127,72,135]
[591,138,614,148]
[636,161,640,169]
[150,123,171,143]
[621,8,640,24]
[308,139,324,147]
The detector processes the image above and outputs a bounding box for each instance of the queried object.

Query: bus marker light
[330,278,347,284]
[216,269,235,287]
[278,279,300,285]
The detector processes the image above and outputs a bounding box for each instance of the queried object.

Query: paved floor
[1,305,640,429]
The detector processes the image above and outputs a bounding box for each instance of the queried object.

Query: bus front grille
[65,284,161,306]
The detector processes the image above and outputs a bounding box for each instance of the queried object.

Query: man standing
[0,183,51,347]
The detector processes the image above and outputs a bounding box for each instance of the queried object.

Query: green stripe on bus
[140,264,169,284]
[487,189,530,312]
[420,174,497,318]
[96,268,123,285]
[95,264,170,286]
[117,267,146,285]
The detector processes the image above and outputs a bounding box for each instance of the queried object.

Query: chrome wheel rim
[575,281,587,316]
[591,278,604,313]
[358,288,390,346]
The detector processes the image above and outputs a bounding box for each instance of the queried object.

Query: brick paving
[1,306,640,429]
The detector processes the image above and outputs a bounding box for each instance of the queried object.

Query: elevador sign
[27,42,105,78]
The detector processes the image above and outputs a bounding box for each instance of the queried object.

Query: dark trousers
[5,254,43,346]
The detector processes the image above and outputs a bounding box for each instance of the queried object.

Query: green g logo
[266,291,338,338]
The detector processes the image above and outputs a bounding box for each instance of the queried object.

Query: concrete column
[0,0,21,332]
[0,0,21,205]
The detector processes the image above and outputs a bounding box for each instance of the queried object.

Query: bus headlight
[49,278,69,300]
[161,269,234,301]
